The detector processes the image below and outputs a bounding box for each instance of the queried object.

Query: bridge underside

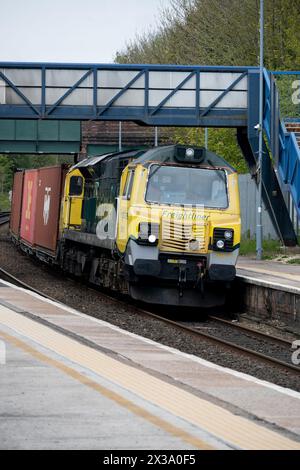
[0,119,81,153]
[0,106,247,128]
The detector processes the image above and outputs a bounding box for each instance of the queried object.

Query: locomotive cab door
[116,168,135,252]
[63,170,84,230]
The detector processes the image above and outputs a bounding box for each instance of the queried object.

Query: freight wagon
[10,165,68,259]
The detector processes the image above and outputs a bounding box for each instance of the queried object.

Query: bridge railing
[0,62,252,126]
[263,70,300,218]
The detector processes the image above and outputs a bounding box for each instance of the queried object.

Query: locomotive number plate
[167,259,187,264]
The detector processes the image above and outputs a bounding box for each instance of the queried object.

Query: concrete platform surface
[237,257,300,293]
[0,327,224,450]
[0,280,300,450]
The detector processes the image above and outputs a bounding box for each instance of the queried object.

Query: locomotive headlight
[148,234,157,244]
[224,230,233,240]
[216,240,225,249]
[185,148,194,158]
[188,239,200,251]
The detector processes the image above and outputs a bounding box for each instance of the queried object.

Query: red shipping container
[35,166,65,252]
[10,171,24,237]
[20,170,38,245]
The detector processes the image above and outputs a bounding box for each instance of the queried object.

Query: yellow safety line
[1,306,300,450]
[0,330,214,451]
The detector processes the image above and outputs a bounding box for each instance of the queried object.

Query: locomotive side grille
[160,219,207,253]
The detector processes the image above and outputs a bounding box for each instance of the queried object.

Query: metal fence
[239,174,278,240]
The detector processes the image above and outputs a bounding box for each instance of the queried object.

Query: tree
[0,154,74,210]
[116,0,300,70]
[115,0,300,172]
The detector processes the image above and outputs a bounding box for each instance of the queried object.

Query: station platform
[236,257,300,328]
[237,257,300,294]
[0,279,300,450]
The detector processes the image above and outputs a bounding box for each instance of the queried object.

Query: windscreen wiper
[207,159,226,182]
[147,156,170,181]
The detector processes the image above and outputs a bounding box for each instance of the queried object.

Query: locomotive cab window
[146,165,228,208]
[122,170,134,200]
[69,176,83,196]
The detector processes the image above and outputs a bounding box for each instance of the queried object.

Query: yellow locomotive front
[116,145,241,307]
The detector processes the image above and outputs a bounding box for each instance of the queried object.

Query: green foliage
[275,75,300,119]
[168,127,248,173]
[116,0,300,70]
[0,154,74,203]
[0,193,10,211]
[240,238,282,258]
[286,257,300,264]
[115,0,300,171]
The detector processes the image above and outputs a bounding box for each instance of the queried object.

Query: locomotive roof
[69,148,145,179]
[71,148,144,170]
[133,145,236,172]
[70,145,236,176]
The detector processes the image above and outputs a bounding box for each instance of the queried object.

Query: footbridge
[0,62,299,245]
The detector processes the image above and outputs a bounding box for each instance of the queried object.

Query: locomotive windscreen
[145,165,228,208]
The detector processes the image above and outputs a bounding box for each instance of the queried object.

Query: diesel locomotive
[10,145,241,307]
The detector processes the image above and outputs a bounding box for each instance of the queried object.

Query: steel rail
[0,265,299,375]
[0,212,10,225]
[145,314,299,374]
[208,315,292,347]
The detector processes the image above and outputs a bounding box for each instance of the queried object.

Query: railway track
[178,317,297,372]
[0,264,299,377]
[208,314,292,346]
[131,310,299,374]
[0,212,10,226]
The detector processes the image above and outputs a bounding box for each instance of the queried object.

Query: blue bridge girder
[0,62,255,125]
[0,62,299,245]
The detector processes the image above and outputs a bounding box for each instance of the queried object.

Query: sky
[0,0,171,64]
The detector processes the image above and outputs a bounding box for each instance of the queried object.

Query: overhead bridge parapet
[0,63,252,125]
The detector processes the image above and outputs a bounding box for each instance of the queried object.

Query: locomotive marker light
[216,240,225,249]
[224,230,233,240]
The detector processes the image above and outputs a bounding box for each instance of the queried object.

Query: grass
[0,194,10,211]
[239,238,282,259]
[287,258,300,265]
